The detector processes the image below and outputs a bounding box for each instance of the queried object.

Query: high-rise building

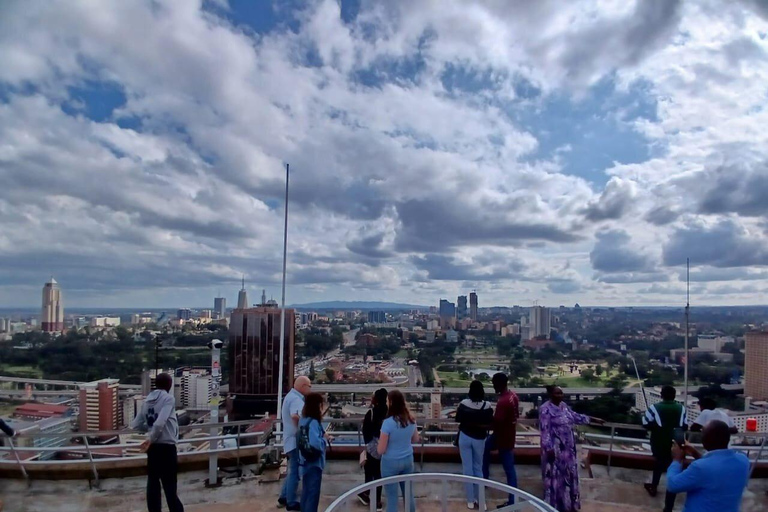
[469,292,478,321]
[228,306,295,415]
[745,331,768,401]
[457,296,468,318]
[237,277,249,309]
[214,297,226,319]
[174,368,212,409]
[78,379,120,432]
[528,306,552,339]
[439,299,456,319]
[122,395,145,427]
[367,311,386,323]
[260,289,267,307]
[41,277,64,332]
[141,369,175,396]
[177,308,192,321]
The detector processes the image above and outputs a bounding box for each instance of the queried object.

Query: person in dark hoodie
[132,372,184,512]
[456,380,494,509]
[358,388,388,510]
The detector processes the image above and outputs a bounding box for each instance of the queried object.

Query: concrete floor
[1,461,767,512]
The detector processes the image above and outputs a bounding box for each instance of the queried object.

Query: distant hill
[289,301,428,310]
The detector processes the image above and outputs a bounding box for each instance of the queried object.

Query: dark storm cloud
[346,232,394,259]
[697,163,768,217]
[394,197,581,252]
[589,230,655,273]
[663,219,768,268]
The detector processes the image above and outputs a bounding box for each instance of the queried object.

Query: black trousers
[361,456,383,505]
[147,444,184,512]
[651,454,677,512]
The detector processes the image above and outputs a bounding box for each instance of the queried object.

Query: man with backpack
[278,376,312,511]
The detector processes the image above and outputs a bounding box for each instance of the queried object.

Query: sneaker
[277,498,286,509]
[376,504,383,512]
[644,483,658,498]
[467,502,476,509]
[286,505,301,512]
[358,495,371,507]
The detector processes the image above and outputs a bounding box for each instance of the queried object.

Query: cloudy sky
[1,0,768,309]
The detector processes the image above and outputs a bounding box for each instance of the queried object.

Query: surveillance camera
[208,339,224,350]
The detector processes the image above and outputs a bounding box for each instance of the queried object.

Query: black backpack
[298,420,323,462]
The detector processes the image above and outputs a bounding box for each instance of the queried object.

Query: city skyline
[2,1,768,309]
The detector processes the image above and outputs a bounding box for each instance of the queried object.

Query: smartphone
[672,427,686,446]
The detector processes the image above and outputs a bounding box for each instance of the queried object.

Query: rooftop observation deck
[1,418,767,511]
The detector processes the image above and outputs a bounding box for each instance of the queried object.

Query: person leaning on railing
[0,418,16,512]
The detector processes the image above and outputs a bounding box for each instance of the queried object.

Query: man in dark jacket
[643,385,687,512]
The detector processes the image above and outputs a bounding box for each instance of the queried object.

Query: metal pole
[7,437,29,481]
[749,436,766,479]
[683,258,690,408]
[631,356,649,410]
[83,435,100,488]
[276,163,290,424]
[606,425,616,476]
[208,340,222,486]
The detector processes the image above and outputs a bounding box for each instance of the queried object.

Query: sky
[1,0,768,309]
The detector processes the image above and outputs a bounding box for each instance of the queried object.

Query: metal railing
[326,473,557,512]
[0,419,267,487]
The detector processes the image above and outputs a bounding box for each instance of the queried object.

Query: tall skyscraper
[439,299,456,319]
[177,308,192,320]
[260,289,267,306]
[41,277,64,332]
[214,297,226,319]
[78,379,120,432]
[228,306,295,416]
[469,292,478,321]
[367,311,386,323]
[457,295,468,318]
[745,331,768,400]
[529,305,552,339]
[237,276,249,309]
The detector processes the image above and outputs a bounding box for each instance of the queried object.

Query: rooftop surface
[2,461,767,512]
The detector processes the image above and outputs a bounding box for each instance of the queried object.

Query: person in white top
[691,397,738,434]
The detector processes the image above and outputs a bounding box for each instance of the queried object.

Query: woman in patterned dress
[539,385,604,512]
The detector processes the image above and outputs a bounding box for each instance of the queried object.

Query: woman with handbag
[456,380,494,509]
[358,388,388,510]
[298,393,328,512]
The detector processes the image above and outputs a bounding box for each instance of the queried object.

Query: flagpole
[276,163,290,424]
[683,258,690,408]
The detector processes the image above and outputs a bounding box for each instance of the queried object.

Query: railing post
[606,425,615,476]
[405,474,413,512]
[357,421,362,448]
[420,426,425,472]
[236,428,242,472]
[441,479,447,512]
[83,435,100,488]
[749,436,766,479]
[7,437,29,482]
[478,483,486,512]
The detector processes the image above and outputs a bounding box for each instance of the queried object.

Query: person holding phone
[642,385,687,512]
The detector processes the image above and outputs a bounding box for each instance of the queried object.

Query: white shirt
[694,408,734,428]
[282,388,305,453]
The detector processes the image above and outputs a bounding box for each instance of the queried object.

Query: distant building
[228,307,295,416]
[41,277,64,332]
[457,296,468,319]
[697,334,734,353]
[367,311,386,323]
[214,297,226,319]
[425,331,436,343]
[469,292,478,321]
[446,329,458,343]
[237,277,249,309]
[2,416,72,460]
[439,299,456,320]
[745,331,768,401]
[177,308,192,321]
[130,314,141,325]
[122,395,145,427]
[199,310,212,320]
[426,319,439,331]
[528,306,551,339]
[13,403,70,421]
[90,316,121,328]
[78,379,120,432]
[523,337,552,351]
[175,368,212,409]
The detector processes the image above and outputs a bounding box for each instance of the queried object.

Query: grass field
[435,371,474,388]
[0,365,43,378]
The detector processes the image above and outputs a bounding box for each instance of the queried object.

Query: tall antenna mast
[276,163,291,426]
[683,258,690,408]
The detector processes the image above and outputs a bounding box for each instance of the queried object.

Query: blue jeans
[482,434,518,505]
[459,432,485,503]
[381,455,416,512]
[300,466,323,512]
[278,449,300,507]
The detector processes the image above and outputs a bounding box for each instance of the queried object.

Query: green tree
[595,364,603,377]
[580,368,597,383]
[324,367,336,383]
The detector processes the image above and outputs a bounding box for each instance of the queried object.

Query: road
[0,376,141,389]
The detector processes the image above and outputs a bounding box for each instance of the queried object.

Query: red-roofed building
[13,403,70,421]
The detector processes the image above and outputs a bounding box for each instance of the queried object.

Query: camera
[208,339,224,350]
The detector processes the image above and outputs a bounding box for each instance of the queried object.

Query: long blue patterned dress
[539,401,590,512]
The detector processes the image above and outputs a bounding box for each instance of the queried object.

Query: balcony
[1,418,767,511]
